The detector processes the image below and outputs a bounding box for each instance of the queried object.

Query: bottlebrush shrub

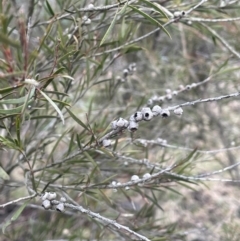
[1,1,240,241]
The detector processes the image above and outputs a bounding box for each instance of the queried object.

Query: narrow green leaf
[129,5,171,38]
[47,129,69,161]
[46,0,55,17]
[0,88,35,104]
[0,136,20,150]
[58,50,76,63]
[218,66,240,76]
[45,98,70,106]
[16,116,21,148]
[59,74,74,81]
[94,174,117,186]
[2,201,29,234]
[0,166,10,180]
[100,8,119,46]
[99,189,113,206]
[122,45,144,54]
[139,0,168,19]
[53,67,66,75]
[0,102,33,114]
[44,90,69,96]
[30,115,59,120]
[0,32,20,48]
[84,151,98,168]
[0,84,23,94]
[65,108,89,131]
[93,77,112,86]
[39,89,65,125]
[99,147,114,157]
[0,71,24,78]
[129,5,161,26]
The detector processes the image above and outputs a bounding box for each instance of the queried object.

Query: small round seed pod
[147,99,153,106]
[42,199,51,210]
[56,203,65,212]
[41,192,50,201]
[162,139,167,145]
[117,182,121,186]
[116,117,126,128]
[133,112,143,122]
[191,83,197,88]
[48,192,57,200]
[60,197,67,203]
[157,138,163,143]
[174,107,183,116]
[102,139,111,147]
[173,11,185,18]
[116,76,122,82]
[129,63,136,72]
[112,181,117,186]
[158,97,165,102]
[161,109,170,118]
[166,94,172,101]
[179,85,184,90]
[152,105,162,116]
[123,69,129,78]
[131,175,139,181]
[85,18,91,25]
[165,89,171,94]
[88,3,94,9]
[82,15,88,21]
[173,11,182,18]
[128,121,139,132]
[111,120,118,130]
[125,186,130,190]
[141,107,153,121]
[129,114,135,122]
[172,91,178,96]
[143,173,151,179]
[186,85,191,90]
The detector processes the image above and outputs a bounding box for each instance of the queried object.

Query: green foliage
[1,0,240,240]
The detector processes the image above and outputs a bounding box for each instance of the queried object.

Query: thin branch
[93,0,208,57]
[51,200,151,241]
[0,193,37,208]
[201,22,240,59]
[185,0,208,15]
[32,146,92,173]
[168,92,240,111]
[186,16,240,22]
[36,0,137,26]
[133,138,240,154]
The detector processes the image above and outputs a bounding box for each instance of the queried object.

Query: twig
[51,200,151,241]
[201,22,240,59]
[185,0,208,15]
[32,146,92,173]
[0,193,37,208]
[93,0,208,57]
[36,0,137,26]
[186,16,240,22]
[168,92,240,111]
[133,138,240,154]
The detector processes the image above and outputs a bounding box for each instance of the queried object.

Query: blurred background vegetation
[1,0,240,240]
